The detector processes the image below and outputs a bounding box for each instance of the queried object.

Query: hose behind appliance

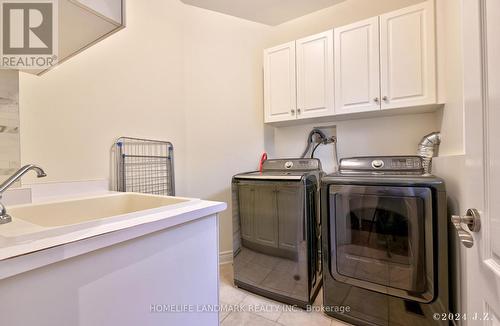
[301,128,339,172]
[300,129,328,158]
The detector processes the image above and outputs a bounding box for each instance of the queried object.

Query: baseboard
[219,250,233,265]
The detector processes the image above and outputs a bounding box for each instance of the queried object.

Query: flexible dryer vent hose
[417,132,441,174]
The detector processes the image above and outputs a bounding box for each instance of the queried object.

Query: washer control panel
[262,159,322,171]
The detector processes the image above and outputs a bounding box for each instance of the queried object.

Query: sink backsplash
[0,71,20,184]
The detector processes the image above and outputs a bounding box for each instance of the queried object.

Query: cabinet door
[334,17,381,114]
[264,42,297,123]
[380,1,436,109]
[276,185,303,252]
[253,185,279,248]
[238,184,255,242]
[296,31,334,119]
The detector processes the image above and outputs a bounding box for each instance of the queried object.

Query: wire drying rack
[113,137,175,196]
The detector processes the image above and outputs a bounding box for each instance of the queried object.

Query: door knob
[374,97,379,103]
[291,109,295,115]
[451,208,481,248]
[382,96,388,101]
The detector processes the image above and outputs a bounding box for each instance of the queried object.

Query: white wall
[19,0,188,193]
[270,114,439,174]
[433,0,466,314]
[18,0,465,256]
[19,0,270,254]
[435,0,465,155]
[268,0,423,45]
[182,6,270,254]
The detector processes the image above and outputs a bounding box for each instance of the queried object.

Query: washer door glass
[329,185,434,302]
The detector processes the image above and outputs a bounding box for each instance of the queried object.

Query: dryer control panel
[339,156,424,174]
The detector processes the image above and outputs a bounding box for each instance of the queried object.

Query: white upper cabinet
[334,17,380,114]
[296,31,334,119]
[379,1,436,109]
[264,42,297,123]
[263,0,439,124]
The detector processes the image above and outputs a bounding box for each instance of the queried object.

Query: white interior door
[460,0,500,324]
[379,1,436,110]
[334,17,380,114]
[296,30,334,119]
[264,42,297,123]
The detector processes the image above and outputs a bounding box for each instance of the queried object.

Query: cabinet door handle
[382,96,388,102]
[297,109,301,115]
[374,97,379,103]
[291,109,295,115]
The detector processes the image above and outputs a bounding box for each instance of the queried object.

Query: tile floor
[219,263,351,326]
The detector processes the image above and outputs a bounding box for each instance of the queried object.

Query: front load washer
[321,156,449,325]
[232,158,323,308]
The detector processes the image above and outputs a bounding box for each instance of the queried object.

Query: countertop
[0,192,226,279]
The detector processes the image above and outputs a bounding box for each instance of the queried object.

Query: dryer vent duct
[417,132,441,174]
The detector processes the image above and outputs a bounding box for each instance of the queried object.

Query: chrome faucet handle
[0,215,11,224]
[0,200,11,225]
[0,164,47,225]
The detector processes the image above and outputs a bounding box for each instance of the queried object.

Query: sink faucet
[0,164,47,224]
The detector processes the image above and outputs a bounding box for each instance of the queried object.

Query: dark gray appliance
[232,159,323,308]
[321,156,449,326]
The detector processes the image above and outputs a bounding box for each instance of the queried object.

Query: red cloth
[259,153,267,173]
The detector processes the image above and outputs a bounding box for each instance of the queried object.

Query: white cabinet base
[268,103,443,127]
[0,215,220,326]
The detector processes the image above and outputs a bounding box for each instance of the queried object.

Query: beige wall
[435,0,465,155]
[19,0,270,254]
[182,7,270,253]
[18,0,464,255]
[20,0,188,192]
[268,0,422,46]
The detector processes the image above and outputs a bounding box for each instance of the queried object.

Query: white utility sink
[9,193,188,227]
[0,192,194,244]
